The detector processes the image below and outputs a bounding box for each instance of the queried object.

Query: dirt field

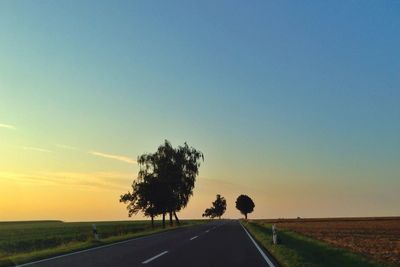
[257,217,400,265]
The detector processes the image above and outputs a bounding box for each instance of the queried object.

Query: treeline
[120,140,256,227]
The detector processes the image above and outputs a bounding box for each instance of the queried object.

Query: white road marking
[205,230,210,233]
[142,251,169,264]
[240,222,277,267]
[17,229,178,267]
[190,235,198,240]
[17,222,218,267]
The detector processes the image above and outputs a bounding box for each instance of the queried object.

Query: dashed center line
[142,251,168,264]
[205,230,210,233]
[190,235,198,240]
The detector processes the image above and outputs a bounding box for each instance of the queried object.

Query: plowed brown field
[256,217,400,265]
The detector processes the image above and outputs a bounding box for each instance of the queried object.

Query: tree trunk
[151,215,154,229]
[169,211,173,226]
[245,213,248,220]
[162,213,166,228]
[174,211,180,225]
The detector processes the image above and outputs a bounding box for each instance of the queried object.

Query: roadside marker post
[272,224,278,245]
[92,224,99,241]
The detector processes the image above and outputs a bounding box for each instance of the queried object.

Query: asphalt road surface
[19,220,277,267]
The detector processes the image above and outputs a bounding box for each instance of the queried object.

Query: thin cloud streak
[0,123,16,130]
[89,151,136,164]
[0,171,131,190]
[55,144,79,150]
[21,146,52,153]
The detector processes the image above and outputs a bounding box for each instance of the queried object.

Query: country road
[18,220,278,267]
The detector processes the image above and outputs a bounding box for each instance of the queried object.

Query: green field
[0,220,204,267]
[242,221,392,267]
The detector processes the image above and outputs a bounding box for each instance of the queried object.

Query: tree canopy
[120,140,203,227]
[202,194,227,219]
[235,194,255,219]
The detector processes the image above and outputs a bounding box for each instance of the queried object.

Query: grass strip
[242,221,393,267]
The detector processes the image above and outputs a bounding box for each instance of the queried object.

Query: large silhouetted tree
[235,195,255,219]
[172,142,204,223]
[202,194,227,219]
[120,140,203,228]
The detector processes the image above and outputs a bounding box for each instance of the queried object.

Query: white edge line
[142,251,168,264]
[190,235,198,240]
[240,221,277,267]
[17,230,176,267]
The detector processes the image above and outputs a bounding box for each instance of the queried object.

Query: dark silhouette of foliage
[120,140,203,228]
[235,194,255,219]
[202,194,227,219]
[119,176,164,228]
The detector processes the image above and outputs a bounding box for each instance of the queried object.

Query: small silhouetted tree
[235,195,255,219]
[202,194,227,219]
[202,208,214,218]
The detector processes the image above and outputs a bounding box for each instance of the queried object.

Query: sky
[0,1,399,221]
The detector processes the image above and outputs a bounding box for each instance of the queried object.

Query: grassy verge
[0,220,205,267]
[242,220,392,267]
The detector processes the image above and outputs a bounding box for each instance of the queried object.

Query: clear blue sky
[0,1,399,220]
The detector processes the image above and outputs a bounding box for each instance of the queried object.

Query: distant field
[252,217,400,266]
[0,220,203,266]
